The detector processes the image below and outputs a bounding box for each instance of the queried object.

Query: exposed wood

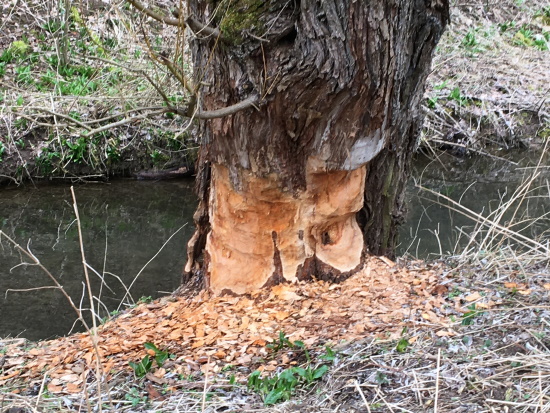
[206,162,366,294]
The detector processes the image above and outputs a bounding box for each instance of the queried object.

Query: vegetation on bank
[0,0,548,184]
[0,0,197,184]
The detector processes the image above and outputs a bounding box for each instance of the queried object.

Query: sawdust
[0,256,474,395]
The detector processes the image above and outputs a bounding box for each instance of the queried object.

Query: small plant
[247,365,329,405]
[15,65,33,85]
[64,137,88,163]
[462,304,483,326]
[426,96,438,109]
[513,26,549,50]
[319,345,337,362]
[267,331,295,352]
[0,141,5,162]
[247,334,332,405]
[150,149,168,166]
[9,40,30,57]
[375,370,389,385]
[125,387,147,407]
[137,295,153,304]
[449,87,469,106]
[42,19,63,33]
[129,355,153,378]
[462,30,479,48]
[0,49,14,64]
[498,21,516,33]
[395,337,410,353]
[129,342,171,378]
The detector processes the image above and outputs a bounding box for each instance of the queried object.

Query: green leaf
[312,365,329,380]
[292,367,307,378]
[144,342,159,352]
[129,355,152,378]
[264,388,285,405]
[319,346,336,362]
[155,353,169,367]
[279,369,298,385]
[396,337,410,353]
[375,371,388,385]
[247,370,262,389]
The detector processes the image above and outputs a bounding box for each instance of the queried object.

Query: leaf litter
[0,258,454,390]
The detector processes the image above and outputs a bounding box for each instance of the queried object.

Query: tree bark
[183,0,449,294]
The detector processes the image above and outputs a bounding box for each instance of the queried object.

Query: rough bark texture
[183,0,449,293]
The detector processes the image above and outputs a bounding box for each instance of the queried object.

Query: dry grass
[0,0,194,182]
[423,0,549,152]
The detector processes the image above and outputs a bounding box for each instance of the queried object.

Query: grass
[0,0,197,183]
[423,0,549,152]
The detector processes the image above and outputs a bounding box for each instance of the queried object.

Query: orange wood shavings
[0,256,469,392]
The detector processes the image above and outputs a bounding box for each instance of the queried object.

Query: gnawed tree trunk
[184,0,449,294]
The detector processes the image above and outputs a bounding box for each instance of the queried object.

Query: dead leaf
[47,383,63,393]
[66,383,81,393]
[274,311,290,321]
[431,285,448,295]
[145,382,166,401]
[464,292,482,302]
[271,285,302,301]
[378,256,396,267]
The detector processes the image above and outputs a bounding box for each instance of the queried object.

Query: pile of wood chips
[0,256,463,394]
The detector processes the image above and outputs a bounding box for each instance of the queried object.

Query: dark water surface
[1,152,548,341]
[397,152,550,257]
[0,180,197,341]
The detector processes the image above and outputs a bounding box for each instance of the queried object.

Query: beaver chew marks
[206,161,366,295]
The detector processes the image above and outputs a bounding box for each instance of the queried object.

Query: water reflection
[398,152,550,258]
[0,179,197,341]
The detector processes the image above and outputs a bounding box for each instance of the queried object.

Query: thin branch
[0,230,90,331]
[82,106,168,125]
[185,16,221,38]
[194,95,259,119]
[84,108,170,136]
[125,0,182,27]
[24,107,92,130]
[15,112,69,128]
[32,95,260,137]
[159,55,194,95]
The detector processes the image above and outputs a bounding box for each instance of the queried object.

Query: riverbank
[0,0,548,184]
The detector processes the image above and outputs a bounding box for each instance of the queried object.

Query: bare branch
[185,16,221,38]
[84,108,171,137]
[159,55,195,95]
[126,0,222,39]
[125,0,182,27]
[194,95,259,120]
[25,107,92,130]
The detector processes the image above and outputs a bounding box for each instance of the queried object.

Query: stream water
[1,152,548,341]
[0,180,197,341]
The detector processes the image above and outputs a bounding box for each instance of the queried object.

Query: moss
[9,41,29,57]
[219,0,268,45]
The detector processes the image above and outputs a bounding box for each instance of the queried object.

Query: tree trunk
[183,0,449,294]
